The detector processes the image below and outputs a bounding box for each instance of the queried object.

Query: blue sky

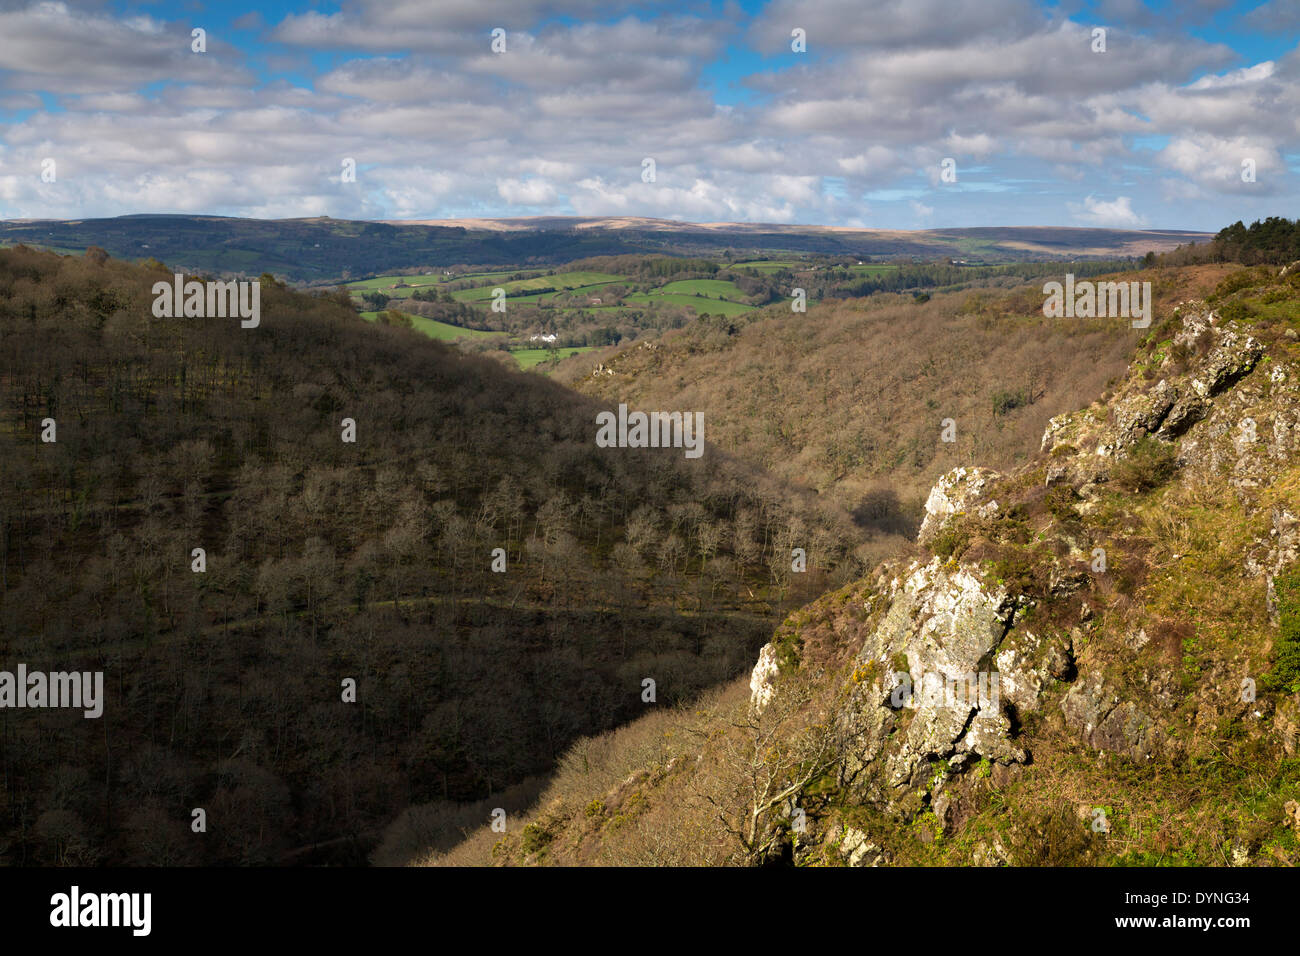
[0,0,1297,230]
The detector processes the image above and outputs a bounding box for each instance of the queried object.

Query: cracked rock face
[744,300,1290,854]
[917,467,1001,544]
[1111,378,1177,447]
[1190,326,1264,399]
[1041,308,1263,476]
[838,559,1027,812]
[838,827,885,867]
[995,629,1073,714]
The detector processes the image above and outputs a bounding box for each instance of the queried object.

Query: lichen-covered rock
[837,558,1027,811]
[971,839,1010,867]
[1041,412,1076,454]
[857,559,1015,674]
[839,827,885,867]
[1189,326,1263,399]
[995,629,1073,714]
[1110,378,1177,447]
[1154,388,1210,440]
[1245,507,1300,625]
[917,466,1000,544]
[1045,309,1263,477]
[1061,674,1159,761]
[732,294,1295,861]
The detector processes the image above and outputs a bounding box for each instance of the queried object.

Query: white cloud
[0,2,251,93]
[1188,61,1275,90]
[1067,194,1146,227]
[497,177,558,205]
[1156,134,1284,193]
[0,1,1295,229]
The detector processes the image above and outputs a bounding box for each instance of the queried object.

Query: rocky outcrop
[1041,307,1263,477]
[740,297,1298,864]
[917,466,1000,544]
[1189,324,1263,399]
[838,827,886,867]
[836,558,1029,815]
[749,643,780,713]
[995,628,1074,714]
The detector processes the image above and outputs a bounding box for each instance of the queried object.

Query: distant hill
[0,214,1213,284]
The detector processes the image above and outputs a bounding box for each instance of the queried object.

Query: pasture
[626,292,754,316]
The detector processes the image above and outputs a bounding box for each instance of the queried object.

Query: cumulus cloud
[1156,134,1284,193]
[497,177,559,205]
[0,0,1295,229]
[1067,194,1146,227]
[1188,60,1275,90]
[0,2,252,93]
[747,0,1044,53]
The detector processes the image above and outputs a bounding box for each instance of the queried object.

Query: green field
[347,270,530,300]
[359,311,501,341]
[453,271,626,303]
[353,258,796,345]
[656,278,748,298]
[510,346,597,370]
[848,264,899,276]
[474,281,624,307]
[626,292,755,316]
[347,273,441,293]
[358,310,590,371]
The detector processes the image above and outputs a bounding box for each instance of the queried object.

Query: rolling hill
[0,215,1213,284]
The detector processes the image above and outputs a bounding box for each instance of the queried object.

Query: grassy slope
[452,272,626,302]
[625,292,754,315]
[511,347,597,370]
[655,278,748,297]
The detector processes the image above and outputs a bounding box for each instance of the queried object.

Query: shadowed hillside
[0,245,857,864]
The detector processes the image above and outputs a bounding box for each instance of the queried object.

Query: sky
[0,0,1296,230]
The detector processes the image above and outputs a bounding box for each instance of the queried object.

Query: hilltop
[0,215,1212,284]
